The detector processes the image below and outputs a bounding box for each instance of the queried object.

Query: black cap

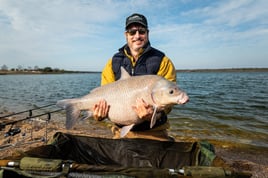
[125,13,148,29]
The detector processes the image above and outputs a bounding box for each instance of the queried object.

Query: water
[170,72,268,148]
[0,72,267,149]
[0,74,100,110]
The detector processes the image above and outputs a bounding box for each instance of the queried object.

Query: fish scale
[80,74,160,125]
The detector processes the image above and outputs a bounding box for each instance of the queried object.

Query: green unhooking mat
[0,132,251,178]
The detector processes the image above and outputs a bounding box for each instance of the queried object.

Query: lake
[0,72,267,149]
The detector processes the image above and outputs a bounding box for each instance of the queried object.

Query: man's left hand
[132,98,154,121]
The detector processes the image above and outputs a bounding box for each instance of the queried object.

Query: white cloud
[0,0,267,70]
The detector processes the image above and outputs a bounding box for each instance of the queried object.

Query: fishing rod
[0,108,63,131]
[0,157,252,178]
[0,103,57,119]
[0,103,62,128]
[0,106,64,149]
[0,104,63,145]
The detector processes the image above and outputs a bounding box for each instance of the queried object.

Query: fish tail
[65,104,81,129]
[56,99,81,129]
[56,99,73,109]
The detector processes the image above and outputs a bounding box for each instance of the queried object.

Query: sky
[0,0,268,71]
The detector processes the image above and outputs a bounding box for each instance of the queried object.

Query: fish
[56,67,189,137]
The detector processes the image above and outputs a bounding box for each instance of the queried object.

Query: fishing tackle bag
[1,132,249,178]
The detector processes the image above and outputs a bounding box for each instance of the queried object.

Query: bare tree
[1,64,8,71]
[17,65,23,71]
[34,65,39,71]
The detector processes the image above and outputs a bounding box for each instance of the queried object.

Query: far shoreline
[1,67,268,75]
[176,67,268,73]
[0,70,101,75]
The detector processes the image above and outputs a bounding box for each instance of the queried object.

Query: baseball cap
[125,13,148,29]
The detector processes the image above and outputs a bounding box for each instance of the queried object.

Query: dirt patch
[215,145,268,178]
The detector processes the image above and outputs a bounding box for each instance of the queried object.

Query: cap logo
[129,15,143,21]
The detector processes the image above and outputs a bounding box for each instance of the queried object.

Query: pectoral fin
[120,124,135,138]
[150,106,158,128]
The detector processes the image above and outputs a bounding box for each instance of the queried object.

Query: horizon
[1,64,268,73]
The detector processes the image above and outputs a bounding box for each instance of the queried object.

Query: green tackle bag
[0,132,250,178]
[26,132,216,168]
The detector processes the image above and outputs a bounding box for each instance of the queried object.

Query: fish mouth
[177,94,189,104]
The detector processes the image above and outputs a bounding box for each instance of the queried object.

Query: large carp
[57,67,189,137]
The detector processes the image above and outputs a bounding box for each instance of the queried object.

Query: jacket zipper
[131,67,134,76]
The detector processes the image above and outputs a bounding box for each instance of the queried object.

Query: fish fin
[57,99,82,129]
[56,99,70,109]
[150,106,158,128]
[80,110,93,121]
[120,124,135,138]
[119,67,131,80]
[65,104,81,129]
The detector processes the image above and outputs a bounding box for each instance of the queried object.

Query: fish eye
[169,90,174,94]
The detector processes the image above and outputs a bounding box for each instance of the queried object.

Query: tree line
[1,64,64,73]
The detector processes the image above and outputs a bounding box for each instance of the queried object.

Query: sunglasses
[126,28,147,36]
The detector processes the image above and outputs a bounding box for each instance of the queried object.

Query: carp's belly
[108,108,142,126]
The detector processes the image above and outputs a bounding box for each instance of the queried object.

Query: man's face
[125,24,149,52]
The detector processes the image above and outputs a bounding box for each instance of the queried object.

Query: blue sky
[0,0,267,71]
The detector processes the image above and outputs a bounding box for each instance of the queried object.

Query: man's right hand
[92,99,110,121]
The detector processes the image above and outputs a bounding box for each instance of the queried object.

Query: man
[93,13,177,141]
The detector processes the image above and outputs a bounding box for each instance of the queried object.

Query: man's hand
[92,99,110,121]
[132,98,154,121]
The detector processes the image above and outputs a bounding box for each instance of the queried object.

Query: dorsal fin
[120,67,131,80]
